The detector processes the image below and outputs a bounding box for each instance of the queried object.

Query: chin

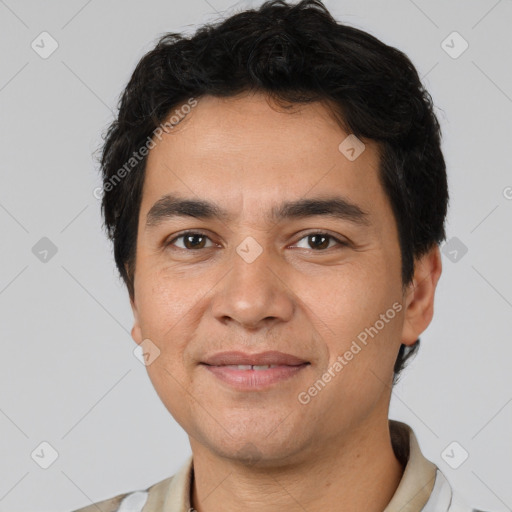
[198,425,311,469]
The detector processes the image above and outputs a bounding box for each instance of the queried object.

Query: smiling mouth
[200,362,310,390]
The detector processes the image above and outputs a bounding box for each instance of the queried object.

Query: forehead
[141,93,390,228]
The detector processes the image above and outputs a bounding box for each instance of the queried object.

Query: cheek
[297,265,388,338]
[145,360,193,433]
[134,278,196,394]
[137,275,196,416]
[136,270,197,340]
[301,264,402,369]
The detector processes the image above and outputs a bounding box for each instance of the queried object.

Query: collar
[384,420,438,511]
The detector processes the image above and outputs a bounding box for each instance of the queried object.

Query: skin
[128,92,442,512]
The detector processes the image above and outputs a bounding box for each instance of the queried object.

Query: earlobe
[401,245,443,346]
[129,295,143,345]
[131,323,143,345]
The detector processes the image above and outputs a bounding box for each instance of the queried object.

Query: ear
[401,245,443,346]
[126,262,143,345]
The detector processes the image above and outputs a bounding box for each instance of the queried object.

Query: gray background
[0,0,511,510]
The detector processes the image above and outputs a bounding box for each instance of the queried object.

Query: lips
[200,351,310,390]
[201,350,309,367]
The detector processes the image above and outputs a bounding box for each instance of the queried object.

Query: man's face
[129,93,412,464]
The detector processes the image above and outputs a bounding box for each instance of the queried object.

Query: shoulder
[70,475,175,512]
[71,492,131,512]
[429,469,495,512]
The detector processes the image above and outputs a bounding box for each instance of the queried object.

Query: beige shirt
[71,420,482,512]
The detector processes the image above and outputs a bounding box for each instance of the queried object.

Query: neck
[190,417,404,512]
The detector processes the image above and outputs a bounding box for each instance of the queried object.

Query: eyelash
[166,230,349,251]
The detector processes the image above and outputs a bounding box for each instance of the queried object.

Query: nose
[210,238,295,330]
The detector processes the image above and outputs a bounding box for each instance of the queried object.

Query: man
[73,1,489,511]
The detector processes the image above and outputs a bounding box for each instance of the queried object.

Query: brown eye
[294,232,347,251]
[167,232,214,250]
[308,234,330,250]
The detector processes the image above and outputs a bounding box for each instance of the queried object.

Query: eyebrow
[145,194,371,229]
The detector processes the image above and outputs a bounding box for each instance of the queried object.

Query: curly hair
[98,0,449,383]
